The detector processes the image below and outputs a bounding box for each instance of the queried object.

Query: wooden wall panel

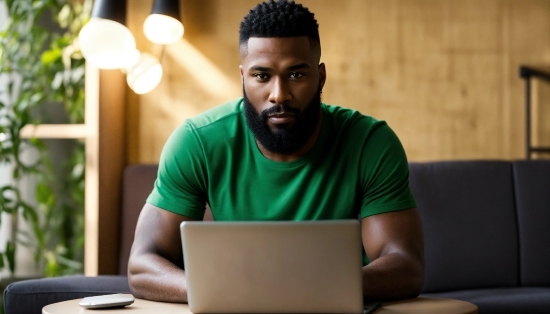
[127,0,550,163]
[531,79,550,158]
[84,67,127,275]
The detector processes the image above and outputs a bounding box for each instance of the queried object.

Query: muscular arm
[127,203,195,302]
[361,208,425,301]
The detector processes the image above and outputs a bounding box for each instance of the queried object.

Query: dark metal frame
[519,66,550,159]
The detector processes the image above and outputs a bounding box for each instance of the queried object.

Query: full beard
[243,86,322,155]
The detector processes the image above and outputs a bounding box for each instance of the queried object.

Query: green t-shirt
[147,98,417,263]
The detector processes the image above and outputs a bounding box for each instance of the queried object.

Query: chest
[207,157,361,221]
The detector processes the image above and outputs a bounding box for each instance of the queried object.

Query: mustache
[260,105,302,119]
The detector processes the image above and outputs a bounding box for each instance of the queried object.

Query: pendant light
[79,0,137,69]
[143,0,184,45]
[126,52,163,95]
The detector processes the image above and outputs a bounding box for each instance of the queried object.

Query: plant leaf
[58,4,71,29]
[41,49,62,65]
[6,240,16,274]
[0,252,4,270]
[36,182,54,207]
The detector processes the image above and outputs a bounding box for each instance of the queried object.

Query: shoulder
[322,103,406,162]
[322,103,387,137]
[160,98,247,163]
[186,98,244,129]
[169,98,245,143]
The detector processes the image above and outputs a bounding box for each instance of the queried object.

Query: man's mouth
[267,112,297,124]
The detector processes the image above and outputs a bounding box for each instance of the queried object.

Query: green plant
[0,0,90,276]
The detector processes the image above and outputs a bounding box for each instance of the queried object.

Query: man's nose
[268,78,291,104]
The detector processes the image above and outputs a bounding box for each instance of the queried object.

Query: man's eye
[253,73,269,81]
[289,72,304,79]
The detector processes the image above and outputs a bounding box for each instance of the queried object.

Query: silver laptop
[180,220,364,313]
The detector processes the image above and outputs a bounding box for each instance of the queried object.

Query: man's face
[240,37,326,155]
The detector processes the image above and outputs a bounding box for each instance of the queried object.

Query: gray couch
[412,160,550,313]
[4,161,550,313]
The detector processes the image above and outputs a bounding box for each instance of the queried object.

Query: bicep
[361,208,424,262]
[359,123,416,218]
[131,203,197,263]
[149,123,208,219]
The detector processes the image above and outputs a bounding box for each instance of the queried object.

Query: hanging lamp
[79,0,137,69]
[143,0,184,45]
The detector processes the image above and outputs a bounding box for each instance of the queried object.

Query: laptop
[180,220,364,313]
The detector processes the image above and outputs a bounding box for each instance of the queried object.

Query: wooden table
[43,295,478,314]
[376,297,477,314]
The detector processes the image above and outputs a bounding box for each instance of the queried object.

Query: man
[128,0,424,303]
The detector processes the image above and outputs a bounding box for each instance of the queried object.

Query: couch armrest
[3,275,130,314]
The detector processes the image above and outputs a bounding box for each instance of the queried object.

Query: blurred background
[1,0,550,287]
[127,0,550,163]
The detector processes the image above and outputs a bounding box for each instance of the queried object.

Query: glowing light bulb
[79,18,137,69]
[126,52,163,94]
[143,14,184,45]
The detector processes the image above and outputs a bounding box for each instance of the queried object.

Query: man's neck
[256,111,323,162]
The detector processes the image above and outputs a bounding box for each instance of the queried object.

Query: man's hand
[361,208,425,301]
[127,203,195,302]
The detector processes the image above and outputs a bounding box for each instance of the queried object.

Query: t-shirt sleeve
[146,122,208,220]
[359,121,417,218]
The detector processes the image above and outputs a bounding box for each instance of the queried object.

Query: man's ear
[239,65,244,80]
[318,63,326,91]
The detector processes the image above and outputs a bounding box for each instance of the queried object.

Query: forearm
[362,252,424,301]
[128,253,188,303]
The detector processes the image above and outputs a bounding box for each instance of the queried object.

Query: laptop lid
[180,220,363,313]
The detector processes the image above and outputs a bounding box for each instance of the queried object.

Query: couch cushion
[3,275,130,314]
[409,161,519,292]
[119,164,159,275]
[513,160,550,287]
[422,287,550,314]
[118,164,214,275]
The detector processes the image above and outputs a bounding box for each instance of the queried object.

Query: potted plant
[0,0,90,288]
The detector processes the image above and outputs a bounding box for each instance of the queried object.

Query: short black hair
[239,0,320,49]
